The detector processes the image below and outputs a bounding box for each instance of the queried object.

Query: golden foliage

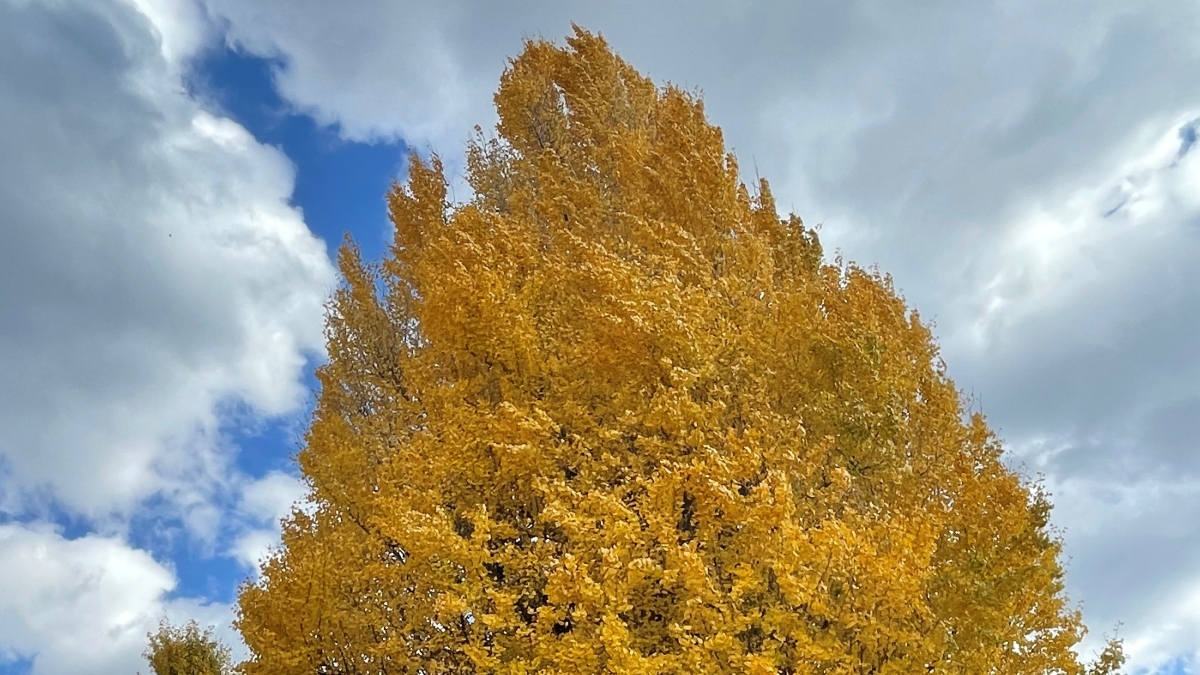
[142,618,233,675]
[236,27,1122,675]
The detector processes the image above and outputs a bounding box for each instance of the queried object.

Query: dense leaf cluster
[235,27,1122,675]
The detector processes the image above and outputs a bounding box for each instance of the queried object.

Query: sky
[1,1,1199,673]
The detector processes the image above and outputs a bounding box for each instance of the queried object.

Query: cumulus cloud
[0,0,335,520]
[120,0,209,68]
[0,0,335,668]
[0,523,237,675]
[230,470,308,570]
[189,2,1200,670]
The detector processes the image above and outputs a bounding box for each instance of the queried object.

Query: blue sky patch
[0,655,33,675]
[95,39,411,604]
[186,43,405,264]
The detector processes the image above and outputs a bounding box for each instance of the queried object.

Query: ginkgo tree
[236,26,1123,675]
[141,619,233,675]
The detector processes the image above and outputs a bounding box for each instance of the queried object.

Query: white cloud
[0,0,336,521]
[231,470,307,570]
[203,0,473,146]
[0,522,237,675]
[118,0,209,68]
[238,471,307,523]
[0,0,334,666]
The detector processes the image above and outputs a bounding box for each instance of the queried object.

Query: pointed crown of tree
[236,26,1122,675]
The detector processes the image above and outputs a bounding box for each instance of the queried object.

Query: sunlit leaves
[235,26,1122,675]
[142,619,233,675]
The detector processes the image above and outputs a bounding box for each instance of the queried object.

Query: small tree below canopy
[141,619,232,675]
[236,26,1122,675]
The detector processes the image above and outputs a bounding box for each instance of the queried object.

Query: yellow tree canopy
[142,619,233,675]
[236,27,1122,675]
